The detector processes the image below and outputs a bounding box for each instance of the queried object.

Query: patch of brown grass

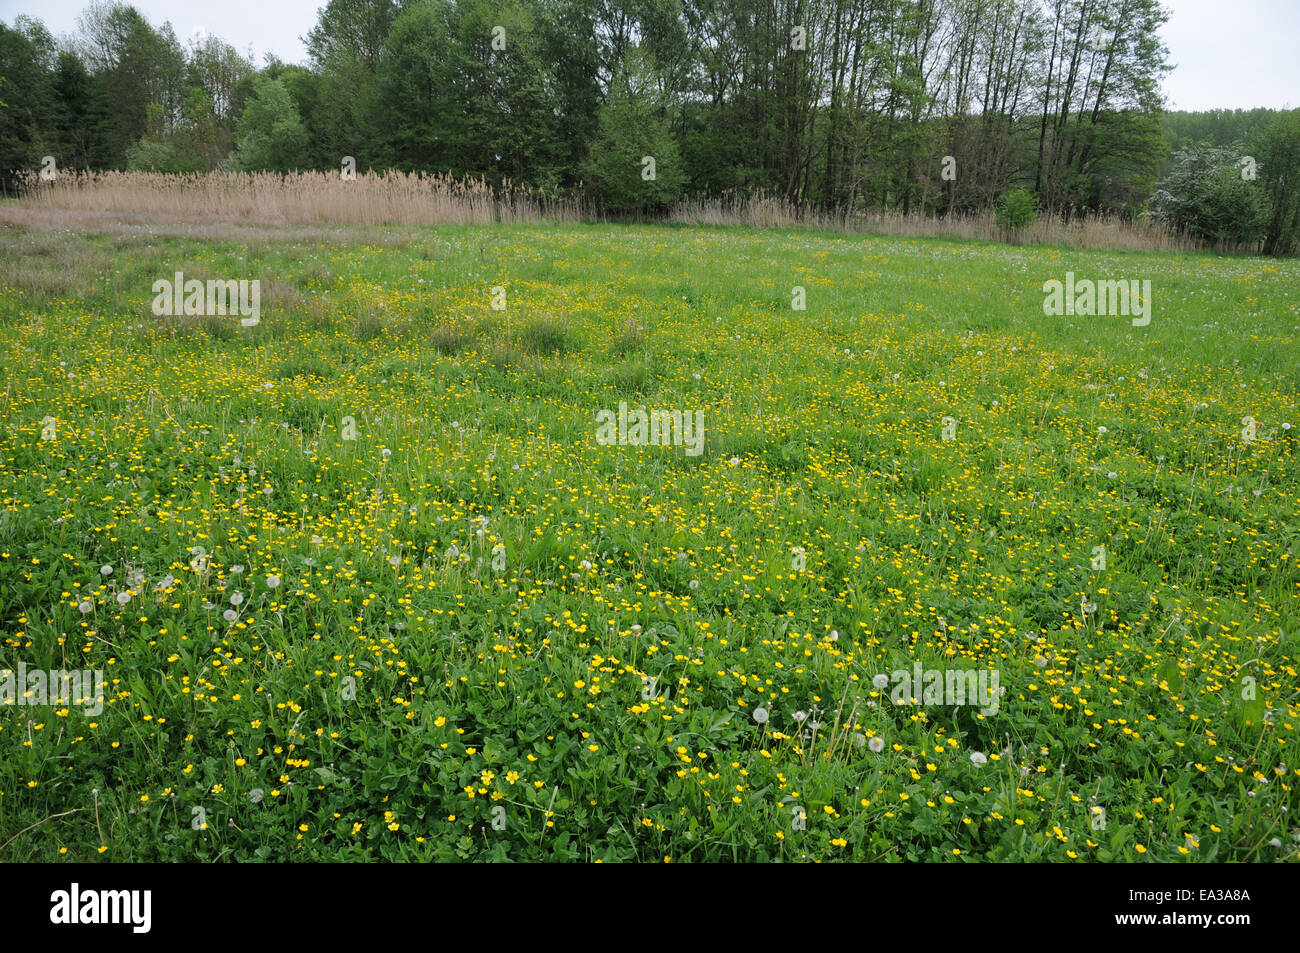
[8,170,587,228]
[3,170,1209,254]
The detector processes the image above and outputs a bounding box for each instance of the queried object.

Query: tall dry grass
[670,193,1202,253]
[5,169,1201,253]
[9,170,589,226]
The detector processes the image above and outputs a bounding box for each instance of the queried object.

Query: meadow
[0,220,1296,861]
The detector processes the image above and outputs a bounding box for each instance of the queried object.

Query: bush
[584,49,686,215]
[1152,145,1272,247]
[996,188,1038,231]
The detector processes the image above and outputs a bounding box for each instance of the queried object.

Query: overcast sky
[1,0,1295,111]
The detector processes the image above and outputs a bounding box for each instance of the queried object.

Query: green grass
[0,221,1296,861]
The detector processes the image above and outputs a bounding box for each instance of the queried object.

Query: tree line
[1,0,1296,251]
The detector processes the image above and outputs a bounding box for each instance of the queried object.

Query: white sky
[1,0,1296,111]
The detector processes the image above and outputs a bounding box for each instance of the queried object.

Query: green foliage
[0,17,55,189]
[1152,146,1272,246]
[995,188,1038,230]
[368,0,565,185]
[584,50,686,214]
[229,75,310,173]
[1,223,1297,861]
[74,2,187,168]
[1254,109,1300,256]
[1162,108,1281,155]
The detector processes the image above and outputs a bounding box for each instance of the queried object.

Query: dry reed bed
[669,195,1203,252]
[7,170,1200,252]
[10,170,585,226]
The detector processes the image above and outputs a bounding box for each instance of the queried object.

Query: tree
[305,0,397,167]
[369,0,566,185]
[73,2,186,167]
[368,0,459,170]
[1152,146,1271,247]
[585,47,687,213]
[306,0,398,72]
[50,49,110,171]
[185,34,252,123]
[0,17,55,190]
[1254,110,1300,256]
[229,75,309,172]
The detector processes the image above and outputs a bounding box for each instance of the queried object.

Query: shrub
[1152,145,1272,247]
[996,188,1038,231]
